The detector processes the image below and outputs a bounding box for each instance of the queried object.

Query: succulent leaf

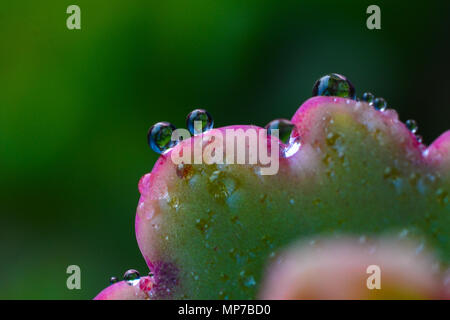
[97,96,449,299]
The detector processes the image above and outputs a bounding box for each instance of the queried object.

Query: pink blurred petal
[260,237,445,300]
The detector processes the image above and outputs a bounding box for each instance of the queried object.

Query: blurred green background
[0,0,449,299]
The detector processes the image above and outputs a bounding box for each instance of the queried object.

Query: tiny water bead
[406,119,418,133]
[186,109,214,135]
[123,269,140,285]
[415,134,423,144]
[148,122,177,154]
[109,276,119,285]
[361,92,375,104]
[312,73,355,99]
[372,97,387,111]
[243,275,256,288]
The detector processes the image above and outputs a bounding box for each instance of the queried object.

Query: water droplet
[415,242,425,255]
[326,131,341,146]
[383,166,400,180]
[168,195,180,211]
[147,122,177,154]
[265,119,295,144]
[244,276,256,288]
[207,170,238,204]
[195,218,210,234]
[415,134,423,143]
[229,248,241,262]
[361,92,375,104]
[123,269,140,285]
[426,173,436,184]
[109,276,119,285]
[218,290,229,300]
[261,235,274,248]
[398,228,410,239]
[265,119,301,158]
[284,136,301,158]
[383,166,404,193]
[373,97,387,111]
[406,119,418,133]
[312,73,355,99]
[191,271,199,281]
[186,109,213,135]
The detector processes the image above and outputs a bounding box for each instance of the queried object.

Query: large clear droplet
[406,119,418,133]
[123,269,140,285]
[312,73,355,99]
[147,122,177,154]
[186,109,214,135]
[265,119,294,144]
[265,119,301,158]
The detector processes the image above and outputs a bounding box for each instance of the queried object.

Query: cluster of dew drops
[146,73,422,158]
[311,73,421,142]
[310,73,421,142]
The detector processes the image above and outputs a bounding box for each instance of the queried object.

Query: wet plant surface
[97,75,450,300]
